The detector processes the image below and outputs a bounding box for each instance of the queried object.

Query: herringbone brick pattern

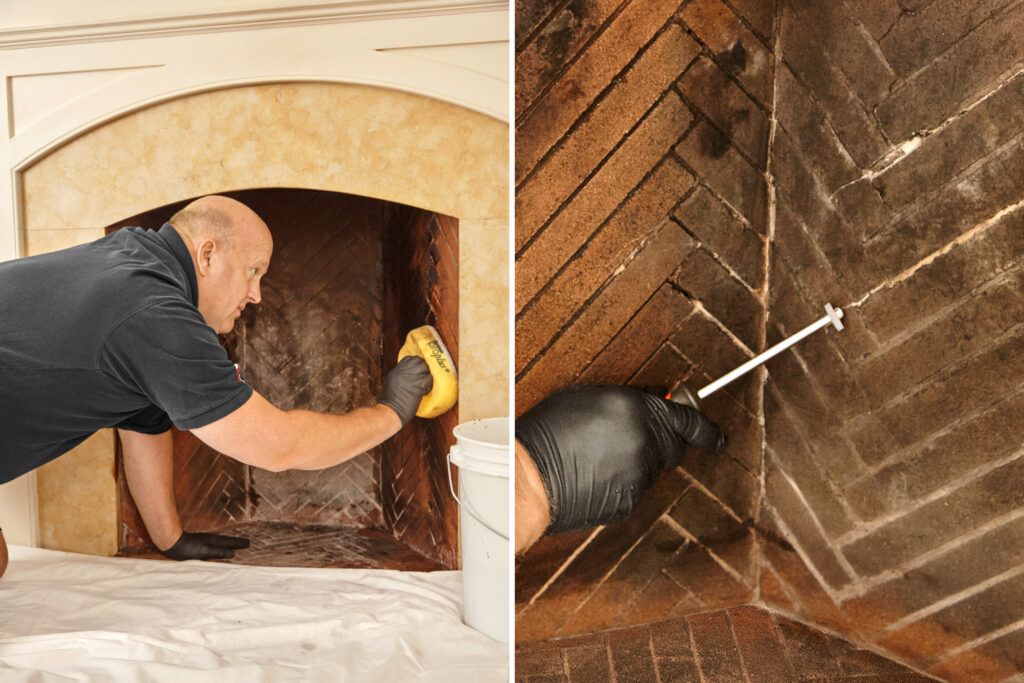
[381,209,460,569]
[761,2,1024,680]
[239,192,385,528]
[517,0,1024,679]
[111,189,458,571]
[515,605,932,682]
[515,0,773,642]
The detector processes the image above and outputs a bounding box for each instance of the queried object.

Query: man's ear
[196,239,215,276]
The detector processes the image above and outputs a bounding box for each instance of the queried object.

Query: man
[514,385,726,554]
[0,196,432,577]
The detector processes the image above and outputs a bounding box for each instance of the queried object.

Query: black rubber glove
[380,356,434,426]
[516,385,727,534]
[160,531,250,561]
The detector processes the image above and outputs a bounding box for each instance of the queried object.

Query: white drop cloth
[0,545,507,682]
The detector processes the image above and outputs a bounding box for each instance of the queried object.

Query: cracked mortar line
[832,59,1024,200]
[674,219,762,297]
[857,257,1024,362]
[754,0,784,607]
[689,299,757,358]
[849,194,1024,310]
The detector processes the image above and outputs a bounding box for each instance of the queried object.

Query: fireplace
[107,188,459,569]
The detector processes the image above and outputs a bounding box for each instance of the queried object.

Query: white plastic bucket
[447,417,510,644]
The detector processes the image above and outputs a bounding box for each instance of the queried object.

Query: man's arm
[118,429,182,551]
[515,440,551,555]
[192,391,402,472]
[119,429,251,560]
[192,356,430,473]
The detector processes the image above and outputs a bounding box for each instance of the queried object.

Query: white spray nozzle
[697,303,846,400]
[825,303,844,331]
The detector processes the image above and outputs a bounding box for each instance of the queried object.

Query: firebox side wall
[513,0,775,641]
[761,2,1024,680]
[381,207,460,569]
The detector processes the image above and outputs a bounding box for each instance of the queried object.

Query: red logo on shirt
[234,363,246,383]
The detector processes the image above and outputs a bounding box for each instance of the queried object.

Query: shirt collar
[157,222,199,307]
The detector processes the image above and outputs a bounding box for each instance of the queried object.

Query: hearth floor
[516,605,934,681]
[119,521,447,571]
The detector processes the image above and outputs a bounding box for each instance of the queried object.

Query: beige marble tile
[459,217,509,422]
[36,430,118,556]
[23,82,508,231]
[26,228,105,256]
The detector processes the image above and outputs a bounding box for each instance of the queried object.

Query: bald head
[170,195,273,334]
[169,195,270,252]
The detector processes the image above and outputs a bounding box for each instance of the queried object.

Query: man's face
[199,227,272,335]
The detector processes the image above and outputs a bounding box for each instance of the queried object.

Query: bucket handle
[447,447,509,540]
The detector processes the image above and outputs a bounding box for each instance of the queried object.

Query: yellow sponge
[397,325,458,418]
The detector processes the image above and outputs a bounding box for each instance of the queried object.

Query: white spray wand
[671,304,845,406]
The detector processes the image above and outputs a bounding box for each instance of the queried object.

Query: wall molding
[0,0,505,50]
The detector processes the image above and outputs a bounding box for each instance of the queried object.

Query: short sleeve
[114,403,173,434]
[100,299,253,430]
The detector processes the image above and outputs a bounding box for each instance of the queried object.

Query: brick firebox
[515,0,1024,679]
[111,188,458,571]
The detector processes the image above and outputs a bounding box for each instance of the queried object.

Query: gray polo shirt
[0,223,253,484]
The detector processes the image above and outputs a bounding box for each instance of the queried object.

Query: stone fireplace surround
[0,2,509,563]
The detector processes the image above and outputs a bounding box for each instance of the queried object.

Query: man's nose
[249,280,262,304]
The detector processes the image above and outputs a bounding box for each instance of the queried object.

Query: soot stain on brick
[700,123,732,159]
[718,41,748,74]
[538,7,576,74]
[753,522,794,552]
